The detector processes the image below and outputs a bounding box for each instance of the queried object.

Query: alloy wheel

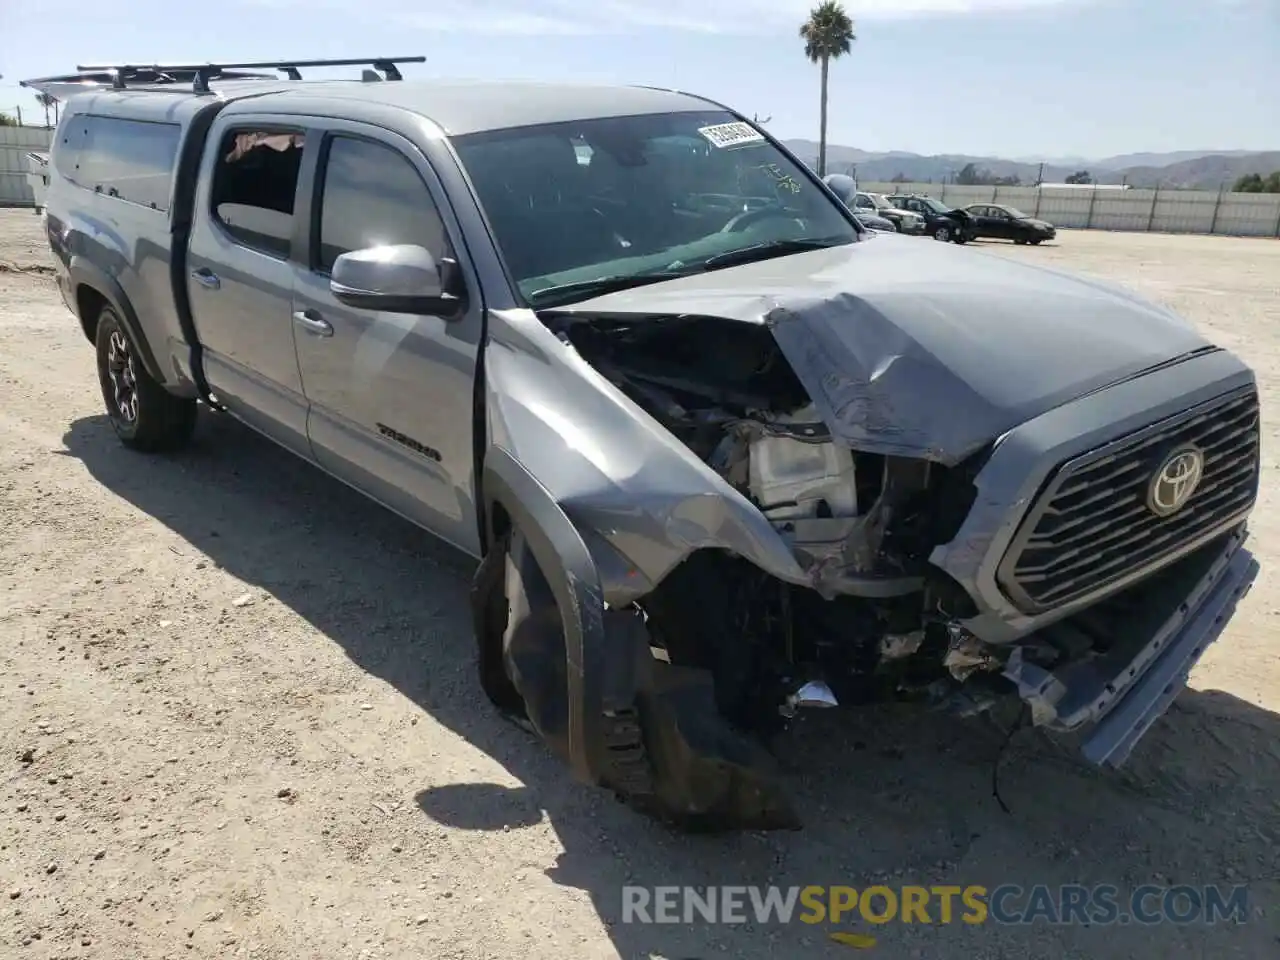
[106,329,139,424]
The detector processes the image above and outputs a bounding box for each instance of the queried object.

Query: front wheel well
[75,284,109,345]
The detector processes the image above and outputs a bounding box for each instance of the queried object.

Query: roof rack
[22,56,425,94]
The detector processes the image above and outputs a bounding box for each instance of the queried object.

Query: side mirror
[329,244,466,317]
[822,173,857,206]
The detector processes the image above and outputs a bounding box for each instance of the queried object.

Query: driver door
[290,122,486,556]
[904,198,932,224]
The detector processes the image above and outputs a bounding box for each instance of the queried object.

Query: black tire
[1030,238,1044,245]
[95,307,197,452]
[1015,239,1029,245]
[933,224,951,242]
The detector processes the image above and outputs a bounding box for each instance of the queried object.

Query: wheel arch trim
[68,257,166,383]
[480,444,609,786]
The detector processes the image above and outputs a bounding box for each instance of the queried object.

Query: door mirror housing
[329,244,466,317]
[822,173,857,206]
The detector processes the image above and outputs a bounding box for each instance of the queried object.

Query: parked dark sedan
[964,204,1057,244]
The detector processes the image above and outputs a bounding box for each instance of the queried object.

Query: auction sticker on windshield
[698,122,765,149]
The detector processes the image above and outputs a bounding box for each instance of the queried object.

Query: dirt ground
[2,211,1278,960]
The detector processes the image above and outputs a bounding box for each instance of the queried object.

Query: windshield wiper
[527,270,691,308]
[694,236,850,271]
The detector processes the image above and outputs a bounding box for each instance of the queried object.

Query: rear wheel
[94,307,197,452]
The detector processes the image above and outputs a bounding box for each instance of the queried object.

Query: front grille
[998,385,1260,613]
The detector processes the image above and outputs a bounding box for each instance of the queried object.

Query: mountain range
[782,140,1280,190]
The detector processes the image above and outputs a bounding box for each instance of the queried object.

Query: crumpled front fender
[480,445,611,785]
[481,307,807,604]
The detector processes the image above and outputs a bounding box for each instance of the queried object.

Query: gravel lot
[2,212,1278,959]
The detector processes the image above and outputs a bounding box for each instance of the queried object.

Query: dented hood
[552,237,1212,465]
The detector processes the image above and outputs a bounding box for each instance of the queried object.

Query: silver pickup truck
[27,57,1261,832]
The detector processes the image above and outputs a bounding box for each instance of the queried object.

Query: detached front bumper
[1003,526,1258,767]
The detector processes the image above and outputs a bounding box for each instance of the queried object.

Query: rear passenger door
[290,123,485,556]
[186,116,311,458]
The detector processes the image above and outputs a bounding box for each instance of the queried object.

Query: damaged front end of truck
[473,270,1261,831]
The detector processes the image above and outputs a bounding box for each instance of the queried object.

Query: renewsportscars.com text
[621,884,1249,927]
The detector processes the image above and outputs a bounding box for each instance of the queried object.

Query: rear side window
[55,115,181,211]
[314,136,450,274]
[210,128,305,259]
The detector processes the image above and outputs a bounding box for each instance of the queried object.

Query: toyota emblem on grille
[1147,446,1204,517]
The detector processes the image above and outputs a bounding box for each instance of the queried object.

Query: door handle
[190,268,220,290]
[292,310,333,337]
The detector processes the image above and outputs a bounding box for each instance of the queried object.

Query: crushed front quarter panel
[480,306,809,604]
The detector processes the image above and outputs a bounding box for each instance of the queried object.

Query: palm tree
[34,92,59,128]
[799,1,856,177]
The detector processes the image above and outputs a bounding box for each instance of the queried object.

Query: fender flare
[67,257,166,384]
[481,445,608,786]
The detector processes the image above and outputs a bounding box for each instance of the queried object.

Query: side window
[854,195,874,210]
[57,116,181,211]
[53,115,88,181]
[210,128,305,259]
[315,136,450,275]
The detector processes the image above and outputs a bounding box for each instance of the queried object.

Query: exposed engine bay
[546,312,1020,733]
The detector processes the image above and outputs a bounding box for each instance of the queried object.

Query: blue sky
[1,0,1276,158]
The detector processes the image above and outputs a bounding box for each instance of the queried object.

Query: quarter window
[210,128,305,258]
[315,136,450,275]
[55,115,181,211]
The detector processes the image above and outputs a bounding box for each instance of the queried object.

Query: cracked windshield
[452,111,857,307]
